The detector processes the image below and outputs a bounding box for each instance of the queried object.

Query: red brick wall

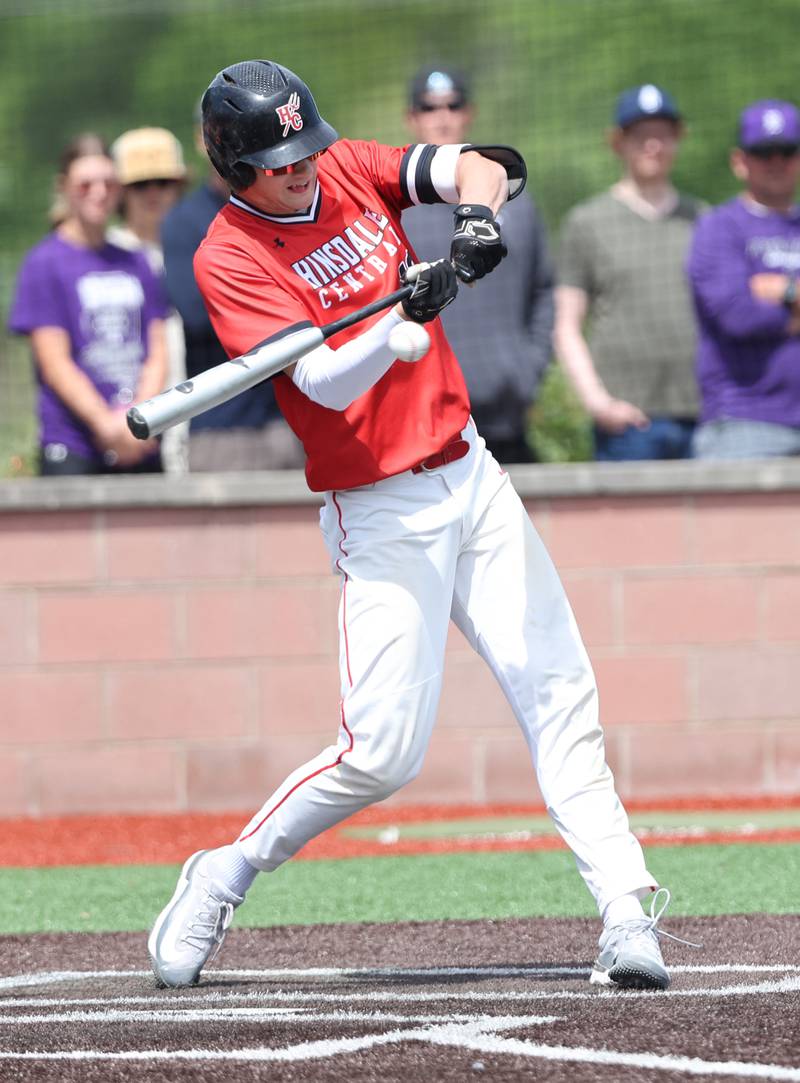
[2,487,799,818]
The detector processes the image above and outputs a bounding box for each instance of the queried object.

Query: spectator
[402,65,554,464]
[109,127,189,474]
[8,133,167,475]
[555,84,703,461]
[161,103,304,470]
[688,100,800,459]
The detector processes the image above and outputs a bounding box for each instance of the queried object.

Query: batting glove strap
[450,203,507,283]
[400,259,459,324]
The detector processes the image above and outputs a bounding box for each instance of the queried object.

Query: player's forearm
[291,309,406,411]
[455,151,509,215]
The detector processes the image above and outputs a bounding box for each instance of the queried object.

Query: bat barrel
[127,326,324,439]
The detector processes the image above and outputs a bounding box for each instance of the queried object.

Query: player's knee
[367,763,417,800]
[348,753,422,801]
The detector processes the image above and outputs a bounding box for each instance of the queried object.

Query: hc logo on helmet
[276,92,304,137]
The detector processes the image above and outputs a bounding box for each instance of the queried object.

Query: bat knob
[126,406,151,440]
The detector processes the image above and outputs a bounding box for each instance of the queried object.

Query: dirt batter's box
[1,916,800,1082]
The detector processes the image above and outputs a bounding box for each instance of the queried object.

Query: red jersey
[194,139,470,491]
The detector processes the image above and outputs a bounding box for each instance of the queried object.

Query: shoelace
[181,887,235,952]
[640,887,703,949]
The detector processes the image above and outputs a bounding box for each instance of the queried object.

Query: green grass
[1,843,798,936]
[343,809,800,840]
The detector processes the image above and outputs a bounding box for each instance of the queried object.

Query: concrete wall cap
[2,459,800,512]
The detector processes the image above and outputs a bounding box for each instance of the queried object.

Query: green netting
[1,0,798,472]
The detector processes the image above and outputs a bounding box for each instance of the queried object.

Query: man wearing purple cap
[687,100,800,458]
[555,84,704,461]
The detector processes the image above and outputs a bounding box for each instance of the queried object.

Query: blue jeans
[594,417,695,462]
[693,418,800,459]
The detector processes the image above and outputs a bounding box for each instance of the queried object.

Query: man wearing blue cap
[555,85,704,460]
[687,100,800,458]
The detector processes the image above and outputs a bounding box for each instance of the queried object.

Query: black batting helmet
[201,60,338,190]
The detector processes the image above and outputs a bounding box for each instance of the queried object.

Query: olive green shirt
[558,189,704,417]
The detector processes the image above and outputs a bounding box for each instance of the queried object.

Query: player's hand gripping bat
[399,259,458,322]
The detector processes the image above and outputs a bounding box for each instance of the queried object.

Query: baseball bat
[127,282,414,440]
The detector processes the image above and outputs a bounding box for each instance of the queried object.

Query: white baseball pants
[237,420,655,914]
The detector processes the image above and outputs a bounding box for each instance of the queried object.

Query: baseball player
[149,59,674,992]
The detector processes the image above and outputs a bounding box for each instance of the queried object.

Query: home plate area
[2,916,800,1082]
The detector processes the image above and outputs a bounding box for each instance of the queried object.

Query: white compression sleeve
[291,309,406,411]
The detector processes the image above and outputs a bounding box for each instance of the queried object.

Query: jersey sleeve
[194,241,312,360]
[342,139,527,211]
[7,246,70,335]
[340,139,467,211]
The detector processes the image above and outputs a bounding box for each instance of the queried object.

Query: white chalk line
[2,966,799,1012]
[0,1007,559,1027]
[0,965,581,990]
[0,970,149,991]
[427,1025,800,1082]
[0,965,798,1079]
[1,1018,800,1080]
[0,974,796,1022]
[1,961,799,993]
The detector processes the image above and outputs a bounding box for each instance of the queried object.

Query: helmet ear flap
[227,161,257,191]
[206,144,256,191]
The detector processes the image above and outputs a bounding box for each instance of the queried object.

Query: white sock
[602,892,646,928]
[208,844,259,898]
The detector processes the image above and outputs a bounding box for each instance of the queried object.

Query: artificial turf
[0,842,798,935]
[342,807,800,839]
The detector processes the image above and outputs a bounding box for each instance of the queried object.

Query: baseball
[388,320,431,363]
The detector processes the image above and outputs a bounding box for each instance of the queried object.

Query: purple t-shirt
[687,197,800,426]
[9,233,168,460]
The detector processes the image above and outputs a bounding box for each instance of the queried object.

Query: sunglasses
[416,100,466,113]
[746,145,800,160]
[74,177,119,196]
[127,178,182,191]
[262,149,326,177]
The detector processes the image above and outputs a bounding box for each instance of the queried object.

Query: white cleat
[590,888,674,991]
[147,850,243,988]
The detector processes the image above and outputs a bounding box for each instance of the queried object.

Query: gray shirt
[558,189,703,418]
[402,193,554,440]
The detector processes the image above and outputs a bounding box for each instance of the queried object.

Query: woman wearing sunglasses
[9,133,167,474]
